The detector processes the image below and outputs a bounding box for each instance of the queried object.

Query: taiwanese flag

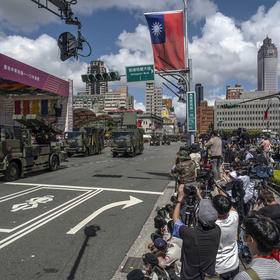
[145,10,185,71]
[264,106,270,120]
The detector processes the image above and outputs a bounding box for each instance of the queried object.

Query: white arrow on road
[67,196,143,235]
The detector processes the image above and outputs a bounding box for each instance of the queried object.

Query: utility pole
[183,0,193,144]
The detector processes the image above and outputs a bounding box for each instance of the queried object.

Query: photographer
[234,212,280,280]
[213,195,239,280]
[205,131,222,180]
[173,184,221,280]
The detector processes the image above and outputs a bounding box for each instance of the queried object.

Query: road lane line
[0,190,92,234]
[8,190,92,233]
[0,186,43,203]
[5,183,164,195]
[0,190,103,249]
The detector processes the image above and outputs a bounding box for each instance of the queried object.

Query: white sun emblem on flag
[151,22,163,37]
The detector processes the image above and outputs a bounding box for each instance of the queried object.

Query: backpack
[151,266,171,280]
[176,160,196,184]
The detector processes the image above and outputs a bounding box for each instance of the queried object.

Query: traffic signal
[57,32,78,61]
[221,103,240,109]
[81,72,121,83]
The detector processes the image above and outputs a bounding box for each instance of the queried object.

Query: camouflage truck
[64,126,104,157]
[110,112,144,157]
[0,114,66,181]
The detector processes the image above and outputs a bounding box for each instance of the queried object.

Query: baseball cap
[142,253,158,266]
[154,238,167,250]
[127,269,145,280]
[198,199,218,228]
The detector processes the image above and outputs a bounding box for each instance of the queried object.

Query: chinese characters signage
[187,91,196,132]
[126,65,154,82]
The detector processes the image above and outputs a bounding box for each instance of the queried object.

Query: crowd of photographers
[127,131,280,280]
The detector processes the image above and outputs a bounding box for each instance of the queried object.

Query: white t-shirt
[215,210,239,274]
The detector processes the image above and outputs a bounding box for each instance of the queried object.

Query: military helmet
[176,150,191,161]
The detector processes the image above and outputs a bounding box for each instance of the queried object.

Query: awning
[0,53,69,97]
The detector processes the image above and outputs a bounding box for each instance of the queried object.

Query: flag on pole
[145,10,185,71]
[264,106,270,120]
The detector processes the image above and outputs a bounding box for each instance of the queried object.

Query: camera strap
[245,268,260,280]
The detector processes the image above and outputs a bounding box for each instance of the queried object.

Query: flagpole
[183,0,192,144]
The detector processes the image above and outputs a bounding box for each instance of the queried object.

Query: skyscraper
[195,83,204,108]
[86,61,108,95]
[258,37,278,92]
[145,82,163,117]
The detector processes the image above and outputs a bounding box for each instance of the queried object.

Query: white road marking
[0,190,92,234]
[67,196,143,234]
[5,182,164,195]
[0,186,43,203]
[0,189,103,250]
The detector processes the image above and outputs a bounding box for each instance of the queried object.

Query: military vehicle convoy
[110,112,144,157]
[64,126,104,157]
[0,114,66,181]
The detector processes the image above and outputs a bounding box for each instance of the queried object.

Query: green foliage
[247,130,262,139]
[206,122,214,133]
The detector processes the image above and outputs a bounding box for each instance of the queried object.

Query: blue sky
[0,0,280,119]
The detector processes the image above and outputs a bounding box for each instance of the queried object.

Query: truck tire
[49,155,59,171]
[112,152,117,157]
[67,152,72,158]
[4,161,20,181]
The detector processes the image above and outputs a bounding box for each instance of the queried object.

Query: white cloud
[172,97,187,120]
[134,100,146,111]
[0,0,182,33]
[0,33,88,93]
[189,0,218,23]
[0,0,58,32]
[101,24,153,74]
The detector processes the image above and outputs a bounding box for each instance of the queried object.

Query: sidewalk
[111,180,175,280]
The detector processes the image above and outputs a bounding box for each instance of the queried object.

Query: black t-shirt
[258,204,280,225]
[179,225,221,280]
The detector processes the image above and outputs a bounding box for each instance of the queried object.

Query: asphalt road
[0,142,180,280]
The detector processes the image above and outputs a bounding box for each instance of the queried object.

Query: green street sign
[126,65,154,82]
[187,91,196,132]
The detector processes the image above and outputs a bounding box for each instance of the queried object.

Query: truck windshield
[65,132,82,140]
[113,132,132,140]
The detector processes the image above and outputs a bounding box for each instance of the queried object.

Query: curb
[111,180,175,280]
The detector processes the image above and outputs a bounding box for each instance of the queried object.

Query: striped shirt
[234,258,280,280]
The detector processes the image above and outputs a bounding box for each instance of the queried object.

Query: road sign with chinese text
[126,65,154,82]
[187,91,196,132]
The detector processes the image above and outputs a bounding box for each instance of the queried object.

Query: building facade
[214,91,280,131]
[195,83,204,107]
[196,101,214,134]
[257,37,278,92]
[145,82,163,117]
[73,92,105,113]
[226,84,243,99]
[104,85,134,112]
[86,61,108,95]
[137,113,163,136]
[162,98,172,109]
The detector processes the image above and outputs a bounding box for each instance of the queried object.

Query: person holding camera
[173,184,221,280]
[234,212,280,280]
[213,195,239,280]
[205,131,222,181]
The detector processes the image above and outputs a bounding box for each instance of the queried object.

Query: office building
[86,61,108,95]
[145,82,163,117]
[226,84,243,99]
[195,83,204,107]
[214,91,280,131]
[196,101,214,134]
[104,85,134,112]
[258,37,278,92]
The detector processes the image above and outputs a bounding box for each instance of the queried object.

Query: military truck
[110,112,144,157]
[0,114,66,181]
[64,126,104,157]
